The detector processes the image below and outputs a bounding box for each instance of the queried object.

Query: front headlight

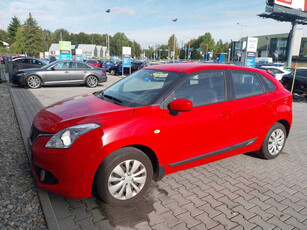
[45,123,100,149]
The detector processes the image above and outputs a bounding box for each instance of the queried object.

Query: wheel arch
[277,119,290,137]
[25,74,43,85]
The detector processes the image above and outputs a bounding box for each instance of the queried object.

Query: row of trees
[0,14,230,59]
[144,33,230,60]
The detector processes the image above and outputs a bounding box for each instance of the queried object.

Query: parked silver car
[12,60,107,88]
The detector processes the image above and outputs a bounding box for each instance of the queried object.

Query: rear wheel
[110,69,116,75]
[85,75,98,87]
[259,122,287,159]
[26,75,41,89]
[94,147,153,206]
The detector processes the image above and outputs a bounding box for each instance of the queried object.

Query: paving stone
[73,206,91,221]
[160,185,179,197]
[280,199,305,212]
[220,182,240,193]
[177,212,201,228]
[202,195,223,208]
[265,198,288,211]
[186,195,207,208]
[58,216,80,230]
[198,203,221,218]
[76,217,95,230]
[190,187,210,198]
[84,198,100,210]
[285,217,307,229]
[194,213,219,229]
[147,211,164,226]
[89,209,108,223]
[152,221,169,230]
[213,214,238,229]
[160,211,183,228]
[233,189,254,201]
[231,215,257,230]
[267,216,294,230]
[171,222,188,230]
[190,223,208,230]
[215,204,238,219]
[134,221,152,230]
[169,193,190,207]
[181,203,204,217]
[233,197,255,210]
[264,190,286,202]
[217,196,240,209]
[249,189,270,201]
[165,202,186,216]
[282,207,307,222]
[249,216,275,230]
[249,197,272,211]
[178,179,198,190]
[153,201,170,216]
[175,186,194,198]
[249,206,273,221]
[232,205,256,220]
[94,219,114,230]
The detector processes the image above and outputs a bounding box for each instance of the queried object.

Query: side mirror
[51,67,55,71]
[170,98,193,112]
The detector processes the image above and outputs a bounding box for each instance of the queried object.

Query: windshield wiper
[103,94,123,104]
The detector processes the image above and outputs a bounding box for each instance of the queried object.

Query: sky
[0,0,303,48]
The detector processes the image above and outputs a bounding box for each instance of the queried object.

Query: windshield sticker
[153,72,168,78]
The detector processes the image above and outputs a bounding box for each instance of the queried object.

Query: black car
[13,57,47,72]
[281,69,307,96]
[109,61,139,75]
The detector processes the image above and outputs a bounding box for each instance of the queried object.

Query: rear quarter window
[260,75,276,92]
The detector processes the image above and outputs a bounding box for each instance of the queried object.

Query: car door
[45,61,70,83]
[229,70,270,149]
[69,62,91,82]
[164,70,231,171]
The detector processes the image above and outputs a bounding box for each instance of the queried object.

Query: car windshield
[41,62,58,69]
[40,59,48,65]
[102,69,180,107]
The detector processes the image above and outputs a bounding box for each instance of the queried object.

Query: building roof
[75,44,96,53]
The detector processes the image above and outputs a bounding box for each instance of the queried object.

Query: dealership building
[230,28,307,63]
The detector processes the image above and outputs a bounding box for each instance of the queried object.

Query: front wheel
[94,147,153,206]
[85,75,98,87]
[259,122,287,159]
[26,75,41,89]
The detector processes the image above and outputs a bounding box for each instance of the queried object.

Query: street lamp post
[106,9,111,59]
[237,22,247,40]
[172,18,177,63]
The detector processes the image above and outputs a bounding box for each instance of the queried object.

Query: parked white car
[259,66,291,81]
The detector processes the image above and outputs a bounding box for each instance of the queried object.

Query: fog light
[40,169,45,181]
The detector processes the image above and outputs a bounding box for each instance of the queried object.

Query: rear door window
[231,71,264,99]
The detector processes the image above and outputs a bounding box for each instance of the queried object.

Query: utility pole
[106,9,111,59]
[172,18,178,63]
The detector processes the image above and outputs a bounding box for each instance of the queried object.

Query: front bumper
[12,74,25,85]
[29,127,103,198]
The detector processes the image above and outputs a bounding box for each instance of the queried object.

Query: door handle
[65,71,69,73]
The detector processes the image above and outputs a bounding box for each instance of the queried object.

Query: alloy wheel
[108,159,147,200]
[268,129,285,155]
[27,76,41,88]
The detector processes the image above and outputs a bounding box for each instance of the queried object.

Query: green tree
[7,16,21,44]
[10,26,25,54]
[42,29,52,51]
[51,28,70,43]
[110,32,130,56]
[22,13,44,56]
[0,29,8,47]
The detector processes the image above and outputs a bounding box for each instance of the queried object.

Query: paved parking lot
[8,74,307,230]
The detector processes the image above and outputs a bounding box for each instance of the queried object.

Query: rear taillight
[103,70,106,74]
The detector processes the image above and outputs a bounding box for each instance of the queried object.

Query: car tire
[26,75,42,89]
[258,122,287,159]
[13,66,20,72]
[85,75,98,88]
[110,69,116,75]
[94,147,153,206]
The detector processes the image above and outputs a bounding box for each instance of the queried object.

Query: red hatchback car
[29,64,292,205]
[86,59,102,68]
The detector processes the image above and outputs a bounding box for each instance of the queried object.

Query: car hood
[34,93,135,133]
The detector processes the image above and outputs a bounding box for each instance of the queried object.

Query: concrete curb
[7,75,60,230]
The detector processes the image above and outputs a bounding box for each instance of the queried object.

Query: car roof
[145,63,266,74]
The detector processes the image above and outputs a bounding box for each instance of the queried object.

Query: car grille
[30,125,52,144]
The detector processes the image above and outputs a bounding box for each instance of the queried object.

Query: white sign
[267,0,307,11]
[55,50,60,55]
[122,46,131,56]
[44,52,49,57]
[75,49,82,55]
[246,37,258,53]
